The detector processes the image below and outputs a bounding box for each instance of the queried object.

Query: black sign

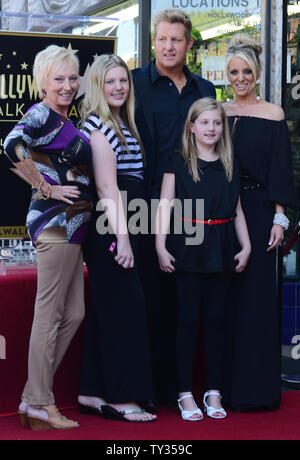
[0,31,116,239]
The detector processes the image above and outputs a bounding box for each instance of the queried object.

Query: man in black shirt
[132,8,215,199]
[132,8,215,410]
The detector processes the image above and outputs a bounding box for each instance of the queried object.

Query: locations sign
[152,0,261,14]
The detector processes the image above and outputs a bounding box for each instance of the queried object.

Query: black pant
[80,178,154,403]
[175,271,231,392]
[138,233,178,406]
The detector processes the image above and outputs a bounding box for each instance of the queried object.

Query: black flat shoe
[78,402,103,417]
[101,405,156,423]
[139,400,160,414]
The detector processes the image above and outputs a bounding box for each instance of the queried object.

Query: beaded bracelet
[273,213,289,230]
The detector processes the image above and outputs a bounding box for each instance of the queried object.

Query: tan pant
[22,242,85,406]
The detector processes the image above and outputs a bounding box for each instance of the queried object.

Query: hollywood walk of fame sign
[0,31,115,237]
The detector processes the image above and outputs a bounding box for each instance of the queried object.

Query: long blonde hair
[80,54,144,159]
[181,98,233,183]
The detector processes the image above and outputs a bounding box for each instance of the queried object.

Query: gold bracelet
[34,182,52,200]
[34,191,43,200]
[41,183,52,200]
[31,175,44,191]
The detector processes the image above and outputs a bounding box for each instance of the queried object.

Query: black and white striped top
[82,114,144,180]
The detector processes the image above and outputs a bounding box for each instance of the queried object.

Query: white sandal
[177,394,203,421]
[203,391,227,419]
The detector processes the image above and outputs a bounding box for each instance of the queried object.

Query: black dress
[79,118,154,404]
[166,153,240,272]
[165,153,240,392]
[80,177,154,403]
[223,116,298,411]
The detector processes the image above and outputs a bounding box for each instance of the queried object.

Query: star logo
[67,43,79,55]
[76,63,91,100]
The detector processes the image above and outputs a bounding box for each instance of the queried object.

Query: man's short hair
[153,8,192,42]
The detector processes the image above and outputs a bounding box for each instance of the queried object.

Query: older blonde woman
[4,45,92,430]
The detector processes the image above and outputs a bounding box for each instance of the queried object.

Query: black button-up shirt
[150,61,203,198]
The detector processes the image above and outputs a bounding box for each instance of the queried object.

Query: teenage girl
[77,55,156,423]
[155,98,251,421]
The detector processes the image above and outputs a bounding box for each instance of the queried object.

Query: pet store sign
[202,56,226,85]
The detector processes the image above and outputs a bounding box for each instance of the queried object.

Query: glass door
[151,0,262,101]
[282,0,300,387]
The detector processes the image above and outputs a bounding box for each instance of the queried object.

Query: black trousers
[79,178,154,403]
[175,271,231,392]
[139,233,178,406]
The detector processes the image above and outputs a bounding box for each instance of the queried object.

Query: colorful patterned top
[4,103,92,245]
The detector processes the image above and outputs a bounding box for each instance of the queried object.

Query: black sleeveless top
[164,152,240,273]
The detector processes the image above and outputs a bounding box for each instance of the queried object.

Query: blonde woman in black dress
[223,35,298,411]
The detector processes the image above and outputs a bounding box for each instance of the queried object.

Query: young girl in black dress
[155,98,251,421]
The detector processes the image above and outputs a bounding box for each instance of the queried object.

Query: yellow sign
[0,226,28,238]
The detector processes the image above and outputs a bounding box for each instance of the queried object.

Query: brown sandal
[27,405,79,430]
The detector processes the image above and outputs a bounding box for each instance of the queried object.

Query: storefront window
[284,1,300,281]
[281,2,300,383]
[0,1,139,69]
[151,0,262,101]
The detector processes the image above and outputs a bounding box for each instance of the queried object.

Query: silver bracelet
[273,213,289,230]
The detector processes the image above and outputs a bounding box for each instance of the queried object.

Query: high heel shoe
[177,394,203,421]
[18,402,30,427]
[27,405,80,430]
[203,391,227,419]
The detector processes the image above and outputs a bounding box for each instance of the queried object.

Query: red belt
[181,217,235,225]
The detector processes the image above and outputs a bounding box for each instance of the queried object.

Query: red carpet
[0,391,299,441]
[0,268,91,415]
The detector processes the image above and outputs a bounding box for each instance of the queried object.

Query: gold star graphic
[12,51,17,56]
[21,62,28,70]
[7,64,11,69]
[67,43,79,55]
[76,63,91,100]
